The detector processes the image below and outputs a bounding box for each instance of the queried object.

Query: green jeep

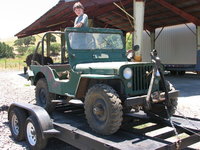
[28,27,179,135]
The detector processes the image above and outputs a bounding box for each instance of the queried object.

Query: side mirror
[133,45,139,51]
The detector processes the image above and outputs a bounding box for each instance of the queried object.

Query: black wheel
[36,78,56,113]
[84,84,123,135]
[177,71,185,76]
[146,81,178,119]
[9,108,27,141]
[170,70,177,76]
[25,116,47,150]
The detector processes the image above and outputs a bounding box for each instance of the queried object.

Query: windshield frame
[65,27,125,51]
[68,32,124,50]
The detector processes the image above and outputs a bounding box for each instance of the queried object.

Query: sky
[0,0,59,40]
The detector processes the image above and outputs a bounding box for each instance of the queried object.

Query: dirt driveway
[0,70,199,149]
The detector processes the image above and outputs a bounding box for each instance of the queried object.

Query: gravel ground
[0,70,199,150]
[0,70,76,150]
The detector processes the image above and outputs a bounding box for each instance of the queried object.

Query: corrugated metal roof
[16,0,200,38]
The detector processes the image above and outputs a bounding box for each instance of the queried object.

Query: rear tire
[177,71,185,76]
[25,116,47,150]
[35,78,55,113]
[9,108,27,141]
[170,70,177,76]
[84,84,123,135]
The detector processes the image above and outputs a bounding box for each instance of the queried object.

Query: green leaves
[0,42,14,58]
[14,36,36,55]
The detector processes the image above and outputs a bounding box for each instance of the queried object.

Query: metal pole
[46,33,51,57]
[196,25,200,68]
[150,30,155,50]
[133,0,145,62]
[61,32,65,63]
[197,26,200,50]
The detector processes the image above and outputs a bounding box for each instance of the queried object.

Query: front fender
[75,74,120,99]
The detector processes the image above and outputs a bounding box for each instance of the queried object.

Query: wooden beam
[145,3,200,22]
[153,0,200,25]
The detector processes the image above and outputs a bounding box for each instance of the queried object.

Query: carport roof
[16,0,200,38]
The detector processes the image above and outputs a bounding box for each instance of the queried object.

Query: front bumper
[125,90,179,107]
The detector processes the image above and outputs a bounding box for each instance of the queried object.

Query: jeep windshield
[68,32,123,50]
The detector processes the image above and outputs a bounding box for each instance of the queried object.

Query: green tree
[14,39,23,47]
[50,35,56,42]
[23,36,36,47]
[50,43,61,56]
[27,45,42,54]
[14,36,36,55]
[0,42,15,58]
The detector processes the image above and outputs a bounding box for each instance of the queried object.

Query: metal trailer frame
[164,50,200,73]
[8,102,200,150]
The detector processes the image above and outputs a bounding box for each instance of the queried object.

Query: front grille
[132,65,153,94]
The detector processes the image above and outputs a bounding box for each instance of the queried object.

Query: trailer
[164,49,200,75]
[8,102,200,150]
[141,24,200,75]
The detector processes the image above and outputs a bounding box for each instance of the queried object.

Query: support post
[133,0,145,62]
[61,30,65,63]
[196,26,200,68]
[197,26,200,50]
[150,30,155,50]
[46,33,51,57]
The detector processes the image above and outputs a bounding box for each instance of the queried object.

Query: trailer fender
[8,102,60,139]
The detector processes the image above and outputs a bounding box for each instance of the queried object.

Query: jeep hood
[74,61,151,75]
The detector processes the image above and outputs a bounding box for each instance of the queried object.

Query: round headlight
[123,67,132,79]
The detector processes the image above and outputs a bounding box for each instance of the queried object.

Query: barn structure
[15,0,200,71]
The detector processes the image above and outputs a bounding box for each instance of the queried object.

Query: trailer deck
[50,104,200,150]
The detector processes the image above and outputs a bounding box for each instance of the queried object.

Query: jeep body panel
[30,65,80,97]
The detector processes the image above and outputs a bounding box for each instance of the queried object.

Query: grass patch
[24,84,30,87]
[0,57,26,70]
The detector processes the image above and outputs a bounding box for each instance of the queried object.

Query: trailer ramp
[50,105,200,150]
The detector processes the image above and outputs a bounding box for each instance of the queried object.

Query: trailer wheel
[25,116,47,150]
[36,78,55,113]
[170,70,177,76]
[177,71,185,76]
[9,107,27,141]
[84,84,123,135]
[146,81,178,118]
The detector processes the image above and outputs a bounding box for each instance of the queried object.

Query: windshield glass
[68,32,123,50]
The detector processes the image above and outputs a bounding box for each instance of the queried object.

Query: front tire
[35,78,55,113]
[84,84,123,135]
[25,116,47,150]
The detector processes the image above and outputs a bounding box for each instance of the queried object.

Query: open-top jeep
[28,27,179,135]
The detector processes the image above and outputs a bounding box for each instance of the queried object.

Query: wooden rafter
[153,0,200,25]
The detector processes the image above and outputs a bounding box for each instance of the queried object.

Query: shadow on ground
[166,73,200,97]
